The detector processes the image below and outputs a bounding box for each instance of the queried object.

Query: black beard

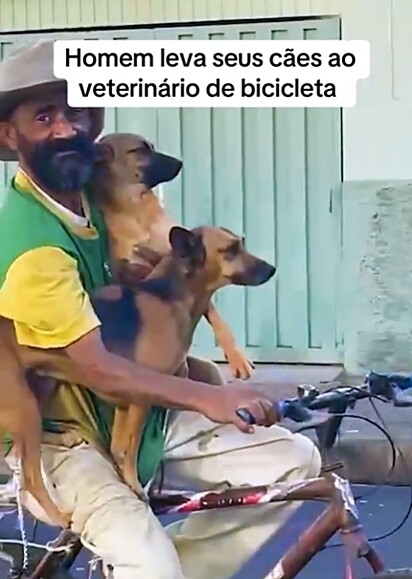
[20,132,96,194]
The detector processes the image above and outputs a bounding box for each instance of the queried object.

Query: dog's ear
[169,226,206,267]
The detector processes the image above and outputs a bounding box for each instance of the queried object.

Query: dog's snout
[143,152,182,189]
[231,259,276,287]
[248,261,276,286]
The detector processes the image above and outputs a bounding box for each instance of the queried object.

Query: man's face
[0,88,96,194]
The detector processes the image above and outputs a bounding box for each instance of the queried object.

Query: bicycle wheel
[0,539,76,578]
[362,571,412,578]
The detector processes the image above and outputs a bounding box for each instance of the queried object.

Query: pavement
[1,363,412,487]
[222,363,412,487]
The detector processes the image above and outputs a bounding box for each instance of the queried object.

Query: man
[0,41,321,579]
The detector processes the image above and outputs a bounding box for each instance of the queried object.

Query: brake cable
[320,391,412,550]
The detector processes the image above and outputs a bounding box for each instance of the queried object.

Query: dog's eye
[225,241,241,258]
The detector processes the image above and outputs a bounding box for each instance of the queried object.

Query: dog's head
[90,133,182,207]
[169,225,276,290]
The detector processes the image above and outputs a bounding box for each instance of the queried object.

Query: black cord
[319,411,397,500]
[363,396,412,541]
[319,404,412,550]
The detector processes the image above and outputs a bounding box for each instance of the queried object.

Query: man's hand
[62,328,282,429]
[199,384,281,433]
[115,259,153,287]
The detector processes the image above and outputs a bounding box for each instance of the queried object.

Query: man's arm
[65,327,217,412]
[0,247,279,432]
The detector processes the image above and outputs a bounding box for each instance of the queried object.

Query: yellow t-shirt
[0,169,111,447]
[0,245,101,348]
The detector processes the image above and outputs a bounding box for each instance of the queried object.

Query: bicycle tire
[362,571,412,579]
[0,540,77,579]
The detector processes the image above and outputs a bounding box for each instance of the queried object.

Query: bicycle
[1,369,412,579]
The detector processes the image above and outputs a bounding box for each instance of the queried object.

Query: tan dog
[0,319,72,527]
[0,134,259,528]
[3,225,275,506]
[90,132,255,381]
[93,226,276,493]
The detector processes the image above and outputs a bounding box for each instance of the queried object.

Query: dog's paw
[224,347,255,380]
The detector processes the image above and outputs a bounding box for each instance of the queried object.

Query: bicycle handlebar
[236,370,412,426]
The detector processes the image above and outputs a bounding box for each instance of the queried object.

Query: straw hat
[0,40,104,161]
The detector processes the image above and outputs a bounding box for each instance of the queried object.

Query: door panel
[0,17,342,362]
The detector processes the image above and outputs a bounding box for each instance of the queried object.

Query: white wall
[341,0,412,181]
[250,0,412,182]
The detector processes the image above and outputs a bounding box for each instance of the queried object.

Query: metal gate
[0,16,342,363]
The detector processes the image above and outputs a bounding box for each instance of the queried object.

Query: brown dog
[90,132,255,381]
[0,134,261,528]
[0,319,71,527]
[5,225,275,503]
[93,225,276,493]
[0,133,185,528]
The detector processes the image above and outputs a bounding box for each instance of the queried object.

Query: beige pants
[7,359,321,579]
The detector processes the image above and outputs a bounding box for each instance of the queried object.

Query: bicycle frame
[17,468,384,579]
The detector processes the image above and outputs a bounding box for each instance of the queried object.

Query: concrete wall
[342,181,412,373]
[340,1,412,373]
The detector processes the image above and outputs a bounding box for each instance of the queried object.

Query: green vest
[0,178,166,487]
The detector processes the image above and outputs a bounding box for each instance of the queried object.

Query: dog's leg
[186,356,223,386]
[0,329,71,529]
[110,407,131,473]
[120,405,148,496]
[203,302,255,380]
[111,405,148,496]
[13,387,71,528]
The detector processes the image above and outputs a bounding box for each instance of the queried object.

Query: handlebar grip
[236,400,329,429]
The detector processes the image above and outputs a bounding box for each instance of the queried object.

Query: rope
[88,555,101,578]
[12,459,29,574]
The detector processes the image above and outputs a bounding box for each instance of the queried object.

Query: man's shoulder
[0,182,77,279]
[0,180,61,230]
